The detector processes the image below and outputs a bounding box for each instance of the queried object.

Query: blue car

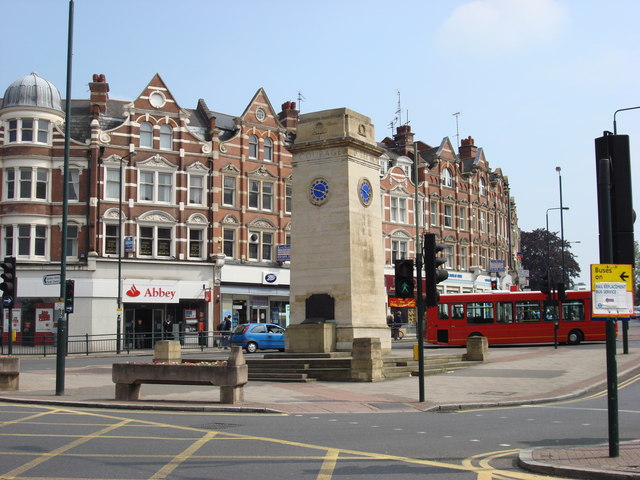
[230,323,285,353]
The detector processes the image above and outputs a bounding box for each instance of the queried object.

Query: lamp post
[116,150,136,354]
[556,167,566,287]
[545,207,569,286]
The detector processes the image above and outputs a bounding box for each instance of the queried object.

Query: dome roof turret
[2,72,62,112]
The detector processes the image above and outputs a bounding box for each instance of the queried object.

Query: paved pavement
[1,335,639,479]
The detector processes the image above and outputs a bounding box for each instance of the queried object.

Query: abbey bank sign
[122,279,180,304]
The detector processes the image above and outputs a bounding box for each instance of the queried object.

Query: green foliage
[520,228,581,291]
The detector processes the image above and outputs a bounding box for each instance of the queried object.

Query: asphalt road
[0,371,637,480]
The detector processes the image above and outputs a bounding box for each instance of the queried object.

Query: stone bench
[112,346,248,404]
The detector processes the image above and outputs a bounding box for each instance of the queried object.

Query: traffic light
[540,272,551,299]
[394,259,414,299]
[424,233,448,307]
[0,257,17,309]
[64,279,75,314]
[557,282,566,302]
[594,133,635,265]
[491,279,498,290]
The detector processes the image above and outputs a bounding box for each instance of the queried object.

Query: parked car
[632,306,640,320]
[230,323,285,353]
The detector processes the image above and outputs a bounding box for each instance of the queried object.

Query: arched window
[479,178,486,196]
[442,168,453,187]
[159,124,173,150]
[248,134,258,159]
[264,137,273,162]
[140,122,153,148]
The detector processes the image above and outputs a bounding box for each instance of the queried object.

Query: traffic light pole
[597,153,619,458]
[415,249,425,403]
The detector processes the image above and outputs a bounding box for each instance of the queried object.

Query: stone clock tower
[287,108,390,352]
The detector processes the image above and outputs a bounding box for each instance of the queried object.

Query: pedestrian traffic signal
[540,272,551,299]
[0,257,17,308]
[424,233,448,307]
[394,259,414,299]
[491,279,498,290]
[64,279,75,314]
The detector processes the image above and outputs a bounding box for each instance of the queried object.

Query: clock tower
[288,108,390,352]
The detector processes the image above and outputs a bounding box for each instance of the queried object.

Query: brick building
[0,72,519,343]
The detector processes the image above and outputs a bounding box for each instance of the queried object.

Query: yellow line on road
[316,448,339,480]
[149,430,218,479]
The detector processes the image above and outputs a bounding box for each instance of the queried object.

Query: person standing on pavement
[220,315,232,349]
[393,311,403,340]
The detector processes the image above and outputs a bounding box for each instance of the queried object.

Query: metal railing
[0,331,228,357]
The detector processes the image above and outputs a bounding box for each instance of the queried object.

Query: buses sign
[591,264,634,318]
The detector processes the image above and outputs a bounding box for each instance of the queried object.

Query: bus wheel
[568,329,583,345]
[468,332,483,338]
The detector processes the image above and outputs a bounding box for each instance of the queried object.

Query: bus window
[516,300,541,323]
[544,304,557,322]
[451,304,465,320]
[496,301,513,323]
[438,304,449,320]
[467,302,494,324]
[562,300,584,322]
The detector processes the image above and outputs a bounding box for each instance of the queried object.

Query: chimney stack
[459,136,478,159]
[278,101,299,133]
[89,73,109,118]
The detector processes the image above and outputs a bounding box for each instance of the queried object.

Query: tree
[520,228,581,291]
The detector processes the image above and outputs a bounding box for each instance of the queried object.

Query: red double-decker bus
[426,290,606,346]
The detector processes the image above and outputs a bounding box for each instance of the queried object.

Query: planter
[0,356,19,391]
[112,346,247,404]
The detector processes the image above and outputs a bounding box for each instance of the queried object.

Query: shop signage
[489,259,505,272]
[124,236,136,253]
[123,280,180,303]
[276,244,290,261]
[262,272,278,284]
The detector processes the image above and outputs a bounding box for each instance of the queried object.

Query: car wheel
[245,342,258,354]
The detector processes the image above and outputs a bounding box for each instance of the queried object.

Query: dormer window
[479,177,486,196]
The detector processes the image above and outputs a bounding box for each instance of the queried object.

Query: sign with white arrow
[591,264,634,318]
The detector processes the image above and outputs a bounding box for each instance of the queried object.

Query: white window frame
[9,224,48,259]
[285,184,292,214]
[444,245,454,268]
[443,204,454,228]
[248,230,274,262]
[138,170,174,204]
[188,174,205,205]
[248,135,258,159]
[264,137,273,162]
[459,206,466,231]
[390,196,407,223]
[159,124,173,150]
[223,176,237,207]
[479,177,486,196]
[442,168,453,187]
[138,225,174,258]
[188,227,206,260]
[9,167,49,201]
[391,238,408,263]
[68,168,80,201]
[140,122,153,148]
[460,246,468,270]
[66,224,79,258]
[7,118,51,144]
[223,227,236,259]
[104,224,120,256]
[430,201,438,226]
[248,179,274,211]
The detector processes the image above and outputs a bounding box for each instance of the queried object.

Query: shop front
[121,279,210,349]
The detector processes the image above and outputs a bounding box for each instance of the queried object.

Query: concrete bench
[0,357,19,391]
[112,346,248,404]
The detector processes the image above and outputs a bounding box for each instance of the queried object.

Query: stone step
[249,372,316,382]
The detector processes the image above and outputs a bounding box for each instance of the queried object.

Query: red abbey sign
[123,281,179,303]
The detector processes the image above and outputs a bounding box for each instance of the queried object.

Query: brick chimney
[89,73,109,118]
[459,136,478,159]
[393,124,414,155]
[278,101,298,133]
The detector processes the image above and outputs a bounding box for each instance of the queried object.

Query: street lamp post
[116,150,135,354]
[556,167,566,287]
[545,206,569,286]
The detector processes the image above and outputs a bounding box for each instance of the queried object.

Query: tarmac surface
[1,330,639,479]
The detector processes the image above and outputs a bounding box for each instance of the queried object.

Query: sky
[2,0,640,285]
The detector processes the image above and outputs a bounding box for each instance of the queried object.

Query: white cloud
[436,0,568,57]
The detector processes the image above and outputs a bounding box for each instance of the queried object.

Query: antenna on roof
[452,112,461,148]
[297,91,306,114]
[390,90,402,134]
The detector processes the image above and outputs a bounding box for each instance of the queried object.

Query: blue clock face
[309,178,329,205]
[358,178,372,206]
